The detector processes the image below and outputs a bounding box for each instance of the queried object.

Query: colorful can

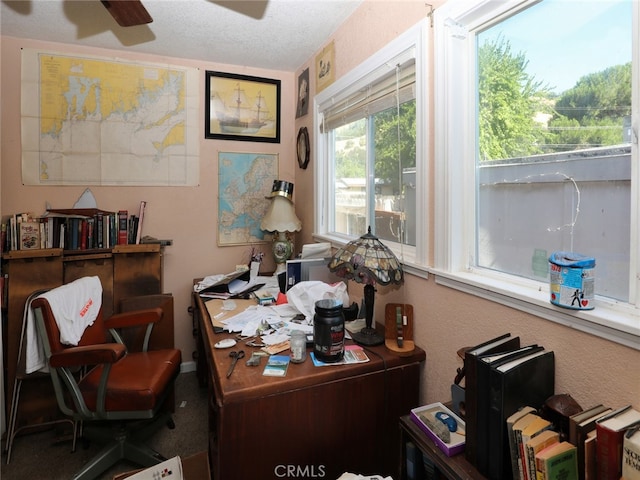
[549,251,595,310]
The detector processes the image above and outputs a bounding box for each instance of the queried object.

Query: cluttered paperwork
[204,298,310,350]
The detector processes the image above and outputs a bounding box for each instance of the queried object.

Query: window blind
[322,50,416,132]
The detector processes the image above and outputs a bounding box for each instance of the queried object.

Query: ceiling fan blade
[101,0,153,27]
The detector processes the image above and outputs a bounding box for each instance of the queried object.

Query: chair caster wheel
[167,419,175,430]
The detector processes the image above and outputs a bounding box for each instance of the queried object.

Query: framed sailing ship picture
[205,71,281,143]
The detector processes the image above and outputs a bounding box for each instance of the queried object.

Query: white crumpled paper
[286,281,349,320]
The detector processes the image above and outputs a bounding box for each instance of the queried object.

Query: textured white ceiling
[1,0,364,71]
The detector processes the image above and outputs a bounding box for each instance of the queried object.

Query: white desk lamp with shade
[260,180,302,275]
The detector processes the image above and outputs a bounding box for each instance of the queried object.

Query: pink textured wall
[2,0,638,411]
[294,0,639,409]
[1,36,296,361]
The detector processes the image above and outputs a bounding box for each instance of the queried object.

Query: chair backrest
[30,296,111,419]
[30,289,177,424]
[31,297,108,355]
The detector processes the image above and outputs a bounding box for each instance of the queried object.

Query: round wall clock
[297,127,310,169]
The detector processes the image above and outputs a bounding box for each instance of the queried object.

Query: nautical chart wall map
[21,49,199,186]
[218,152,278,246]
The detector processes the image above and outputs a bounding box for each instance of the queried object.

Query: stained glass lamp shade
[328,226,404,345]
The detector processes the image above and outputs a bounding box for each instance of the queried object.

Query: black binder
[487,349,555,480]
[464,333,520,467]
[475,345,541,476]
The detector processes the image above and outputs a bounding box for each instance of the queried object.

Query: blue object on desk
[435,411,458,432]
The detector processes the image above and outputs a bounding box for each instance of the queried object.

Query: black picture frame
[297,127,310,169]
[296,68,309,118]
[205,71,281,143]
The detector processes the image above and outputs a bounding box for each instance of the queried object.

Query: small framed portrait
[315,42,335,94]
[296,68,309,118]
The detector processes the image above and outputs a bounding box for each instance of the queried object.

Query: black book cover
[475,345,541,476]
[487,349,555,480]
[464,333,520,467]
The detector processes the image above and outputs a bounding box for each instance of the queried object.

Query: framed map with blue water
[217,152,278,246]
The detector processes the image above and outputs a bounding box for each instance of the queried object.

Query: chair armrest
[104,307,163,329]
[49,343,127,368]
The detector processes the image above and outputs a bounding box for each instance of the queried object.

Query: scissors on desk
[226,350,245,378]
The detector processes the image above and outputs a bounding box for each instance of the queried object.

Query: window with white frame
[314,21,429,267]
[434,0,639,347]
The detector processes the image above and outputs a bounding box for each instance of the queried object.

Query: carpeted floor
[1,372,208,480]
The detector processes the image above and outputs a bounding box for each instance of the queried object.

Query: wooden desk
[193,291,426,480]
[399,415,486,480]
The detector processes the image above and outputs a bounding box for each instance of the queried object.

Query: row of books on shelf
[1,203,146,253]
[505,403,640,480]
[455,332,639,480]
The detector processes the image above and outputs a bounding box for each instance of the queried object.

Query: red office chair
[30,291,181,480]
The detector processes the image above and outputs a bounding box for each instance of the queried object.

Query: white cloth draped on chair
[25,276,102,374]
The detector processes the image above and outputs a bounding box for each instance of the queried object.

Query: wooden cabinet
[2,244,164,432]
[193,291,426,480]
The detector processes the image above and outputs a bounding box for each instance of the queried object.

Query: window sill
[430,268,640,351]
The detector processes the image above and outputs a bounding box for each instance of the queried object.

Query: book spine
[59,223,65,249]
[68,218,76,250]
[547,446,577,480]
[508,408,536,480]
[1,221,6,253]
[135,200,146,244]
[110,214,117,247]
[535,453,548,480]
[623,427,640,480]
[516,428,527,480]
[128,215,138,244]
[117,210,128,245]
[87,217,94,249]
[526,435,557,480]
[531,445,543,480]
[96,213,104,248]
[39,219,46,249]
[80,219,88,250]
[523,427,552,480]
[597,423,624,480]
